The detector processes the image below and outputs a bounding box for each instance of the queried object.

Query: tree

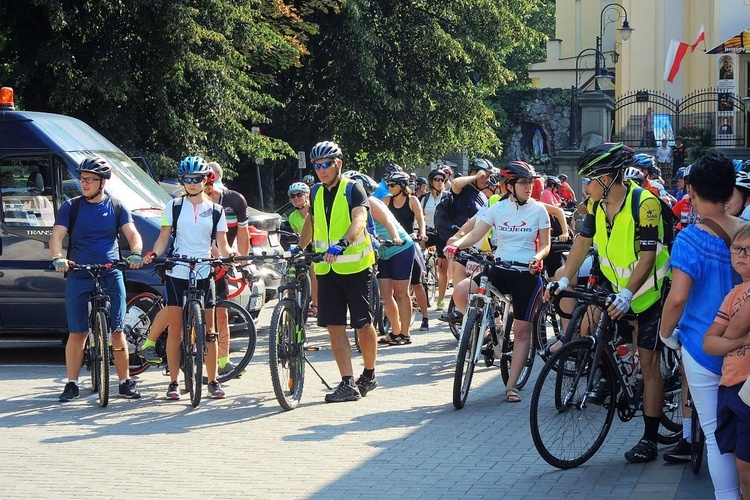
[0,0,315,177]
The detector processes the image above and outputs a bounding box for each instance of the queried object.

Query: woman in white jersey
[144,156,233,401]
[445,161,550,403]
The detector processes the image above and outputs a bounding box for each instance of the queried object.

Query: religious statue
[532,129,544,157]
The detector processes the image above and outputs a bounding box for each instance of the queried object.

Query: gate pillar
[578,91,615,149]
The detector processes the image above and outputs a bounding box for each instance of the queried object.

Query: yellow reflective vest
[593,183,670,313]
[312,177,375,275]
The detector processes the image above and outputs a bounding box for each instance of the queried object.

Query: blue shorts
[715,383,750,462]
[65,270,125,334]
[377,245,415,281]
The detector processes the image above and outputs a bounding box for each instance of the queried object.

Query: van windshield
[68,151,171,211]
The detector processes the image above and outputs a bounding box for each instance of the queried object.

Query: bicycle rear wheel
[92,310,110,408]
[269,299,305,410]
[211,300,257,384]
[498,306,535,390]
[691,409,705,473]
[533,301,563,363]
[183,301,205,408]
[124,292,165,376]
[447,298,461,340]
[423,262,438,306]
[453,309,481,409]
[530,339,616,469]
[658,348,683,445]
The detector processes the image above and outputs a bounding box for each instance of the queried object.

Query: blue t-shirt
[372,180,390,200]
[55,196,133,266]
[671,224,741,375]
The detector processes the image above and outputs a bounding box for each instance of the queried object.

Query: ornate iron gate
[613,89,746,148]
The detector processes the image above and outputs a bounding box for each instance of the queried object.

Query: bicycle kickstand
[304,354,333,390]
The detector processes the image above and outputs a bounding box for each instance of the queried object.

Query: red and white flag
[691,25,706,52]
[664,40,690,82]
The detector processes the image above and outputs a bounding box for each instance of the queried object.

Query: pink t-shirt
[713,280,750,387]
[540,189,561,206]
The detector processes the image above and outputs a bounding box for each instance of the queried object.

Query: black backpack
[434,191,459,242]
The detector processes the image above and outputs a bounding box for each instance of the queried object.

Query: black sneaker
[624,439,658,463]
[438,310,463,323]
[355,375,378,397]
[325,381,361,403]
[166,381,180,400]
[419,318,429,331]
[119,379,141,399]
[59,382,79,402]
[663,438,691,463]
[208,381,225,399]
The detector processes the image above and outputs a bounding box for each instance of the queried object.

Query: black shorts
[410,260,423,285]
[214,274,228,301]
[424,231,447,259]
[317,269,373,329]
[164,276,216,308]
[473,267,543,322]
[635,300,663,351]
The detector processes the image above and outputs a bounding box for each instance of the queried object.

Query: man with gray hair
[207,161,225,189]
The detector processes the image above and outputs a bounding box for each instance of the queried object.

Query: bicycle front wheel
[658,348,683,445]
[213,300,257,384]
[453,309,481,409]
[92,310,110,408]
[533,301,563,363]
[691,410,705,473]
[183,301,205,408]
[447,298,461,340]
[269,299,305,410]
[530,339,616,469]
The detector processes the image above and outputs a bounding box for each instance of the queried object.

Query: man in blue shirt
[50,157,145,402]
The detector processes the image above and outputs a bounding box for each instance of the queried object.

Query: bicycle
[261,251,332,411]
[124,280,258,384]
[529,287,682,469]
[687,388,705,473]
[452,251,536,409]
[421,241,439,306]
[68,260,130,408]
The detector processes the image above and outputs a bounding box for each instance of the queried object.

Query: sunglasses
[432,178,445,183]
[181,176,205,185]
[313,160,335,170]
[289,192,305,199]
[386,182,401,188]
[78,176,101,185]
[581,175,605,186]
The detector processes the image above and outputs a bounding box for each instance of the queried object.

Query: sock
[142,339,156,349]
[643,415,661,444]
[69,380,79,387]
[218,356,229,369]
[362,368,375,380]
[119,379,127,385]
[683,417,692,443]
[342,375,355,387]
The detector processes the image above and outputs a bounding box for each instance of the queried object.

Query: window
[0,157,55,227]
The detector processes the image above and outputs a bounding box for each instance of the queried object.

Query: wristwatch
[338,237,350,249]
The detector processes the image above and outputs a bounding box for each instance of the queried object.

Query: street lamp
[595,3,633,90]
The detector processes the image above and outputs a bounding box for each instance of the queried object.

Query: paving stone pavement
[0,295,717,499]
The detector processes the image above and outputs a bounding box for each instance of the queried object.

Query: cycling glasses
[181,176,205,185]
[581,175,605,186]
[313,160,335,170]
[289,192,305,199]
[432,177,445,183]
[386,182,400,188]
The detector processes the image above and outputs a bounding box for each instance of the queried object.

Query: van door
[0,155,67,331]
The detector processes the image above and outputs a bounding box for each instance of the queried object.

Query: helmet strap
[509,182,528,206]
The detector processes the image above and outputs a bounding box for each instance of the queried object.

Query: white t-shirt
[163,198,228,280]
[479,198,550,262]
[422,191,444,228]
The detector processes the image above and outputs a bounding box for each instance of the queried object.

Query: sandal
[308,305,318,318]
[505,387,521,403]
[389,334,412,346]
[378,334,397,345]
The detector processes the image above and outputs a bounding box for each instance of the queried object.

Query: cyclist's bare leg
[216,305,230,359]
[166,306,184,383]
[356,323,377,370]
[437,257,448,302]
[204,306,218,383]
[636,343,665,418]
[736,458,750,500]
[147,306,169,343]
[452,277,473,313]
[412,282,428,320]
[506,319,531,391]
[111,331,130,380]
[391,279,412,336]
[65,332,87,381]
[327,325,354,376]
[378,278,401,335]
[451,261,466,291]
[310,268,318,311]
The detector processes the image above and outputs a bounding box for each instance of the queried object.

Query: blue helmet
[632,153,655,170]
[674,167,686,180]
[178,156,210,177]
[732,159,744,172]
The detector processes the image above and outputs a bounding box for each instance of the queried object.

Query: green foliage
[678,124,713,148]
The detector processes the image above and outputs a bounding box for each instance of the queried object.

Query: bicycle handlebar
[66,261,131,272]
[551,287,636,321]
[456,251,536,272]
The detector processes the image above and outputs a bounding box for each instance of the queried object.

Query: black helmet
[77,156,112,180]
[577,142,634,178]
[384,163,403,176]
[415,176,427,186]
[310,141,342,162]
[428,168,445,181]
[469,158,494,173]
[546,176,562,188]
[500,161,538,182]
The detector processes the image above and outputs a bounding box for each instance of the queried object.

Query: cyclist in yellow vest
[298,141,377,403]
[287,181,319,317]
[546,142,670,463]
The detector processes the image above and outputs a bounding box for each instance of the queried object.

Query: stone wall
[500,88,572,174]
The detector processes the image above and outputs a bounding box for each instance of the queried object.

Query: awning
[706,28,750,54]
